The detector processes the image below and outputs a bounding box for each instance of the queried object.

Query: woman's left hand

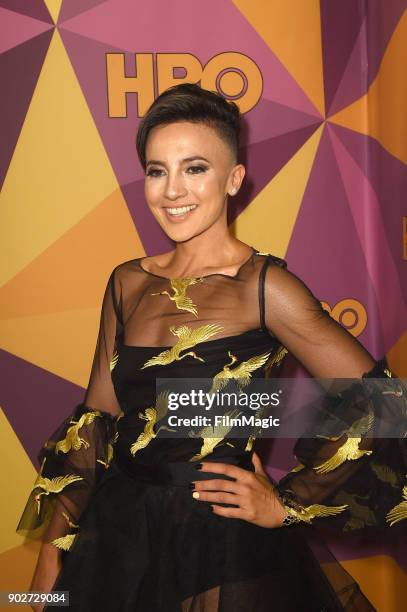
[191,452,288,528]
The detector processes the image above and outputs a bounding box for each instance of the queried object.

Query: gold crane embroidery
[386,486,407,526]
[188,408,242,461]
[55,410,102,454]
[332,491,376,530]
[208,350,272,395]
[245,434,256,451]
[110,349,119,371]
[313,409,374,474]
[51,511,80,551]
[96,431,119,469]
[264,345,288,377]
[130,391,175,456]
[150,277,203,316]
[140,323,224,369]
[290,463,305,473]
[284,502,349,524]
[32,474,84,515]
[371,462,400,488]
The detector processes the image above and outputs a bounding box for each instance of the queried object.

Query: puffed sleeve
[263,257,407,530]
[15,266,124,550]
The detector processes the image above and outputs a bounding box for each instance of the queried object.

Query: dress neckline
[120,327,278,350]
[136,246,259,281]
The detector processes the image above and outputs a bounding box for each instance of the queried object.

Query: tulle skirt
[44,458,375,612]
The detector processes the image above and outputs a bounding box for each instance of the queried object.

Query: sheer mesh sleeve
[16,267,124,549]
[263,258,407,530]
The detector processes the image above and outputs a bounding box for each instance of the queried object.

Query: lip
[162,205,198,223]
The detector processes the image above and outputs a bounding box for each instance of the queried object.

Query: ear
[228,163,246,196]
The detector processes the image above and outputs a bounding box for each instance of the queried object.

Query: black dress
[16,249,407,611]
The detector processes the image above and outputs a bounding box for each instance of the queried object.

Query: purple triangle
[0,28,54,191]
[1,348,85,470]
[0,0,53,24]
[330,123,407,308]
[329,0,407,116]
[320,0,365,116]
[286,125,385,357]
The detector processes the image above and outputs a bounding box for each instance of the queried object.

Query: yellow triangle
[231,124,324,255]
[329,10,407,164]
[232,0,325,116]
[0,408,38,553]
[0,190,144,320]
[0,307,100,388]
[0,29,120,285]
[44,0,63,23]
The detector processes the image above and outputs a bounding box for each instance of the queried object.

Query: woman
[17,83,406,611]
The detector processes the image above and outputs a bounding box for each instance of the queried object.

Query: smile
[164,204,198,219]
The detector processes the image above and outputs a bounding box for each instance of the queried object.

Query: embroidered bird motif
[150,277,203,316]
[96,431,119,469]
[188,408,242,461]
[32,474,84,514]
[51,533,78,551]
[130,391,175,455]
[290,463,306,473]
[386,485,407,526]
[264,345,288,376]
[313,409,374,474]
[331,491,376,530]
[55,410,102,454]
[371,462,400,488]
[245,434,256,451]
[208,350,272,395]
[110,349,119,371]
[140,323,224,369]
[51,510,81,550]
[285,502,349,524]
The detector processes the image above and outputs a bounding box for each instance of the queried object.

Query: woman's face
[143,121,244,243]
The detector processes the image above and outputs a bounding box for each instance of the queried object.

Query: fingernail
[192,491,200,499]
[188,483,196,490]
[194,463,203,470]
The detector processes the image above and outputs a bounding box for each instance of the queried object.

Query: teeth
[166,205,197,216]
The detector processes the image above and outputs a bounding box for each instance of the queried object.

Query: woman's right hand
[29,543,62,612]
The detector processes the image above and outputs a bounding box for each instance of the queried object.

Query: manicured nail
[188,483,196,490]
[194,463,203,470]
[192,491,200,499]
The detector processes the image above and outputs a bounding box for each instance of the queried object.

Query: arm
[16,266,124,605]
[263,258,407,530]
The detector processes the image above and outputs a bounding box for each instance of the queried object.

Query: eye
[146,168,164,177]
[186,165,207,174]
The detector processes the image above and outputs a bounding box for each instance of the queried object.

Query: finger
[251,452,267,476]
[196,461,252,482]
[192,490,241,505]
[192,478,243,494]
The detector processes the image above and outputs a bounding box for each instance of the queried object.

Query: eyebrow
[146,156,210,167]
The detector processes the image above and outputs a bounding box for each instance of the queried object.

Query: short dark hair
[136,83,241,171]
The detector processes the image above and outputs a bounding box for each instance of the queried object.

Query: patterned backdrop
[1,1,406,609]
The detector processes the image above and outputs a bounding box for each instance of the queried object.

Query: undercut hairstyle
[136,83,241,171]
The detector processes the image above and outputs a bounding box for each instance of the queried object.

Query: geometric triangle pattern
[1,1,406,603]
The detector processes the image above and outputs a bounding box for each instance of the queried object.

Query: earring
[230,188,237,195]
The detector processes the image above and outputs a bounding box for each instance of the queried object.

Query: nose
[163,169,188,201]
